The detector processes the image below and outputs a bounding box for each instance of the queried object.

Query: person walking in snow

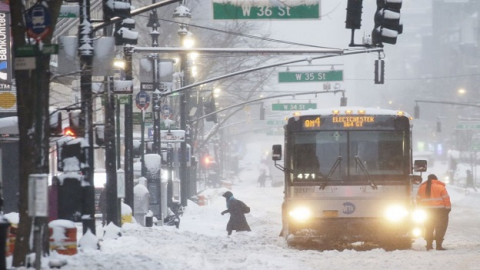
[466,170,477,192]
[416,174,451,250]
[221,191,251,236]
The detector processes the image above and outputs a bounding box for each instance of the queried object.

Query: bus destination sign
[302,116,376,130]
[332,116,375,128]
[303,117,321,129]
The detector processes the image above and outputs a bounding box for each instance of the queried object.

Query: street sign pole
[124,46,134,210]
[105,77,120,226]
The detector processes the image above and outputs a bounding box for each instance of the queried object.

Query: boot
[436,240,446,250]
[426,241,433,251]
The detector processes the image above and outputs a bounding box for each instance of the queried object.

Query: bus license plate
[323,210,338,217]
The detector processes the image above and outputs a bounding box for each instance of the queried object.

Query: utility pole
[102,0,119,227]
[78,0,96,235]
[150,0,163,221]
[124,46,134,210]
[174,3,192,207]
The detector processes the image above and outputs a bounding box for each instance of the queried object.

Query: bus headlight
[412,227,423,237]
[412,208,427,224]
[289,206,312,223]
[384,205,409,223]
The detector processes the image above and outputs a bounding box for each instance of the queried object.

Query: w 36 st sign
[213,1,320,20]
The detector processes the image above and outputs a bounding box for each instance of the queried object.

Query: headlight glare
[412,227,423,237]
[289,206,312,223]
[385,205,409,222]
[412,209,427,224]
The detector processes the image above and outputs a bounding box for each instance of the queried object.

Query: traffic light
[63,127,77,138]
[95,124,105,147]
[436,120,441,133]
[50,111,62,136]
[374,59,385,84]
[372,0,403,46]
[345,0,363,30]
[204,94,217,123]
[260,103,265,120]
[103,0,131,20]
[340,96,348,106]
[57,140,84,172]
[414,104,420,119]
[201,154,212,169]
[68,110,82,136]
[114,18,138,45]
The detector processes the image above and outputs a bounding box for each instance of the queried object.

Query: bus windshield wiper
[320,156,342,190]
[354,156,378,189]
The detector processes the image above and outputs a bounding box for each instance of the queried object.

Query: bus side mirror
[272,144,282,161]
[413,160,427,172]
[411,175,422,185]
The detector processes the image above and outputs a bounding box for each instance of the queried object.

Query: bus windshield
[291,130,407,183]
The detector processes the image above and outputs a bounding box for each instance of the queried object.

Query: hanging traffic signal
[95,124,105,147]
[259,103,265,120]
[414,104,420,119]
[63,127,77,138]
[374,59,385,84]
[204,94,217,123]
[345,0,363,30]
[103,0,131,20]
[68,110,82,136]
[50,111,63,136]
[436,120,441,133]
[114,18,138,45]
[340,96,348,106]
[57,140,84,172]
[372,0,403,46]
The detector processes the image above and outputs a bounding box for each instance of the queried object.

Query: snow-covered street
[19,140,480,270]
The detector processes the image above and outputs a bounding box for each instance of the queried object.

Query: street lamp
[457,88,467,96]
[173,4,192,27]
[173,3,192,207]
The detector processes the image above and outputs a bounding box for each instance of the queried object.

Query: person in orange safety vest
[416,174,451,251]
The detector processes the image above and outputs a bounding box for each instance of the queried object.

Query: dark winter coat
[222,196,251,233]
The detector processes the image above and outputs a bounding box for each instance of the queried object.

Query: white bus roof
[285,106,412,119]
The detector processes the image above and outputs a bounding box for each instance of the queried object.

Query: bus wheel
[380,238,412,251]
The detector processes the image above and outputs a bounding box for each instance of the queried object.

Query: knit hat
[222,191,233,199]
[427,174,437,181]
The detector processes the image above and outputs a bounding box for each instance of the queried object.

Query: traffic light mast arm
[415,100,480,108]
[93,0,181,32]
[191,90,346,123]
[139,47,382,97]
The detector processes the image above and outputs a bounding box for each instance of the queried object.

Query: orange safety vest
[416,179,451,209]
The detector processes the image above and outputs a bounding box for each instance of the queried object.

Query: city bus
[272,107,427,249]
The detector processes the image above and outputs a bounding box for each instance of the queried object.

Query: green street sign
[132,112,153,125]
[272,103,317,111]
[42,44,58,55]
[213,1,320,20]
[15,45,58,57]
[278,70,343,83]
[266,120,284,125]
[456,121,480,130]
[15,46,35,57]
[117,95,131,105]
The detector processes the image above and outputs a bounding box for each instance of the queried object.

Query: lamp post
[78,0,96,235]
[173,3,192,207]
[147,1,164,221]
